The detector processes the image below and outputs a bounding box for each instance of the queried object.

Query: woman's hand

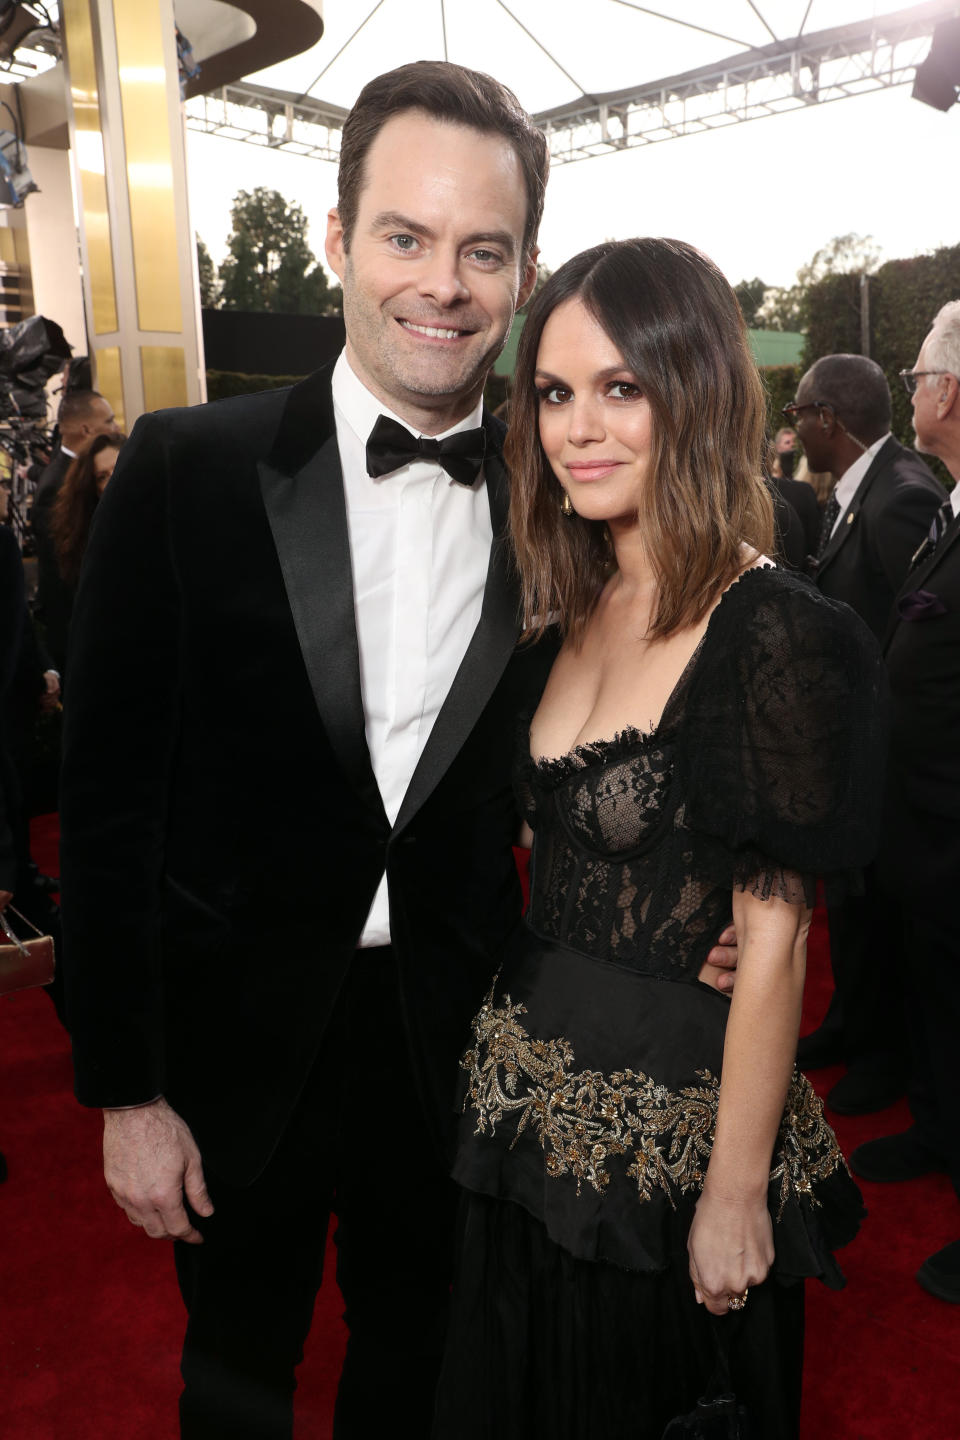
[687,1189,774,1316]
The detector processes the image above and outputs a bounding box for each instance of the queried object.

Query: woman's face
[535,297,653,526]
[93,446,119,495]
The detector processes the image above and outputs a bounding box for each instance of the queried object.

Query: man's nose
[416,250,470,308]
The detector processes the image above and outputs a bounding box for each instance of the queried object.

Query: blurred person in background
[787,355,943,1118]
[851,302,960,1303]
[31,390,114,673]
[51,430,126,593]
[1,478,63,1019]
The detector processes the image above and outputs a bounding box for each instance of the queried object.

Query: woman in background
[51,430,126,593]
[435,238,884,1439]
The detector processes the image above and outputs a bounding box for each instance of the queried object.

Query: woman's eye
[537,385,571,405]
[609,381,641,400]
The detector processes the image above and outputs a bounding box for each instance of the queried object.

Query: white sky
[185,0,960,293]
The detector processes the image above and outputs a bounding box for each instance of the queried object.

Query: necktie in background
[815,493,841,560]
[366,414,486,487]
[910,497,955,570]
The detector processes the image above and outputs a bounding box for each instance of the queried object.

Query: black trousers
[903,905,960,1199]
[823,864,908,1068]
[174,946,459,1439]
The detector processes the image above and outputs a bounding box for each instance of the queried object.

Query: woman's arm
[687,882,810,1314]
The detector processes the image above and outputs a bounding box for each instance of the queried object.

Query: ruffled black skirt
[434,925,865,1439]
[433,1193,804,1440]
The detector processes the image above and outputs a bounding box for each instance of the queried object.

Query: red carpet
[1,820,958,1438]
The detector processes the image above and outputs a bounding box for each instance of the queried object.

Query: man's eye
[391,234,418,252]
[470,248,501,265]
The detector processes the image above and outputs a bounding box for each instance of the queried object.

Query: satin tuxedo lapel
[816,439,891,577]
[258,366,387,826]
[395,417,519,834]
[884,512,960,652]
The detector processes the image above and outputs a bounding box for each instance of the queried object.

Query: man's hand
[103,1097,214,1244]
[39,671,61,714]
[697,924,738,994]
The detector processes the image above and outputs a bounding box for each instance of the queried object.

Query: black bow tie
[365,414,486,487]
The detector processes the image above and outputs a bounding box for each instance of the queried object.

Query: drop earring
[561,490,574,517]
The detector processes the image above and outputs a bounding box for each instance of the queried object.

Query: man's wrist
[103,1095,163,1113]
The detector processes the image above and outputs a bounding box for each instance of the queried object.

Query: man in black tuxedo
[31,387,114,672]
[851,303,960,1302]
[60,63,738,1440]
[788,356,944,1115]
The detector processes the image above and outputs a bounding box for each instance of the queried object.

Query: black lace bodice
[515,567,885,980]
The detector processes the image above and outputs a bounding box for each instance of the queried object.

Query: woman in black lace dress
[434,239,884,1440]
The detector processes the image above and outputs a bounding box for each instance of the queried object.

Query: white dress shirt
[951,483,960,521]
[331,352,493,947]
[829,433,891,539]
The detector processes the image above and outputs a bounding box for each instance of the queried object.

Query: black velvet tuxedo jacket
[881,507,960,898]
[59,365,556,1186]
[814,436,944,641]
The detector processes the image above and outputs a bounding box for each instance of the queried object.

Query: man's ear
[938,373,958,420]
[517,246,540,309]
[325,208,346,282]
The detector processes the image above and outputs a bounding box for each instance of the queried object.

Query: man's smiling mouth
[398,320,472,340]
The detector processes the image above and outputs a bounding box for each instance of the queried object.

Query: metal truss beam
[184,80,348,160]
[536,0,960,164]
[182,0,960,166]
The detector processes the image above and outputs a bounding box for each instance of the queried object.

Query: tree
[733,277,768,329]
[795,232,882,288]
[218,188,341,316]
[196,235,219,308]
[756,233,882,334]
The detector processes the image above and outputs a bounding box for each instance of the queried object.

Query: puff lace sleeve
[680,569,886,906]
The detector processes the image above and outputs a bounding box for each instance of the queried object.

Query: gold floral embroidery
[462,985,847,1216]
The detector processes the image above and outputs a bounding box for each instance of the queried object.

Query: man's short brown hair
[337,60,548,260]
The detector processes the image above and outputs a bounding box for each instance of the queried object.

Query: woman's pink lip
[566,461,623,481]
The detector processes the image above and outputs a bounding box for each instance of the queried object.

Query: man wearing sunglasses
[787,354,944,1118]
[850,304,960,1304]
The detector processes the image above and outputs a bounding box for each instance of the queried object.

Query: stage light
[913,17,960,112]
[0,129,38,207]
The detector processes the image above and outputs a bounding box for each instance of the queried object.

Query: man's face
[775,429,796,454]
[910,338,940,458]
[792,373,831,473]
[326,111,538,430]
[66,396,115,451]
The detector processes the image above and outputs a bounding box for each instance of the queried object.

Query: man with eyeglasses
[787,354,944,1119]
[850,302,960,1304]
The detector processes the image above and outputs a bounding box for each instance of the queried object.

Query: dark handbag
[0,904,56,995]
[660,1316,753,1439]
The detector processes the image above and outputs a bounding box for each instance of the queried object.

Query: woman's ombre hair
[506,237,773,642]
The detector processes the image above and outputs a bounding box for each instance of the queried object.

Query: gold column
[61,0,205,424]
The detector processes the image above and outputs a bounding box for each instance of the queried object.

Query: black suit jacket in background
[0,525,26,891]
[773,473,821,560]
[881,509,960,896]
[59,365,556,1186]
[31,450,74,673]
[814,436,944,641]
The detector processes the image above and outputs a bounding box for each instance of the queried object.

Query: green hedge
[206,370,306,401]
[761,365,800,438]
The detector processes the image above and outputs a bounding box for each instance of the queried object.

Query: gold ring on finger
[726,1289,749,1310]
